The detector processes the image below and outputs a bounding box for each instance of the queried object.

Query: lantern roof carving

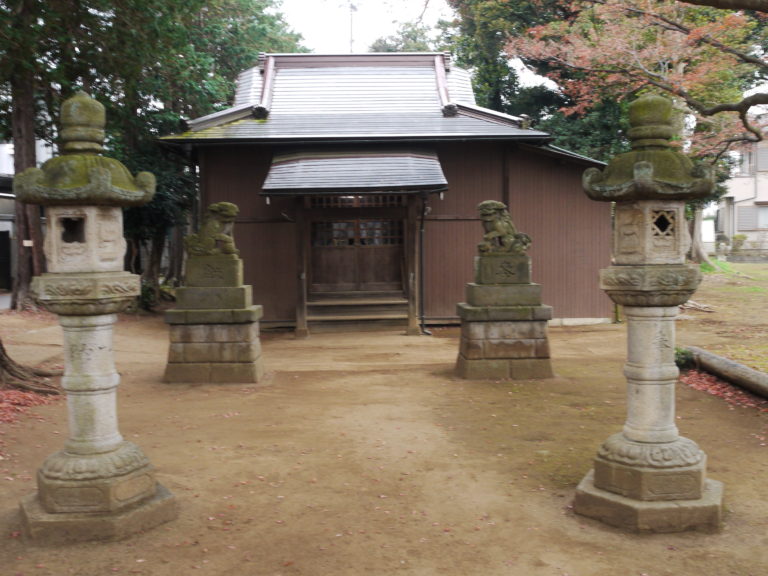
[14,92,155,207]
[583,94,713,202]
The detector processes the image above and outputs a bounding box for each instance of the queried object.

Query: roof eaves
[160,133,555,147]
[451,102,525,125]
[522,143,606,166]
[187,103,255,132]
[260,52,453,68]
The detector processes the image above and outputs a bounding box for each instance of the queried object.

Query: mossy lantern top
[583,94,713,202]
[14,91,155,207]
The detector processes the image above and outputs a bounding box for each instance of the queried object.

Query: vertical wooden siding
[506,149,613,320]
[200,147,297,322]
[199,142,612,325]
[424,143,613,321]
[423,143,503,319]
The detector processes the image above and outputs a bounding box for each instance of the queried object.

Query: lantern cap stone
[61,90,106,154]
[583,93,713,202]
[13,92,155,207]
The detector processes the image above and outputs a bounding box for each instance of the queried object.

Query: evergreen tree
[0,0,304,308]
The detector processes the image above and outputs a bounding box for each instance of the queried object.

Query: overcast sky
[277,0,454,53]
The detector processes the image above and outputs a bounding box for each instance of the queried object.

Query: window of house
[758,145,768,172]
[758,206,768,229]
[739,149,755,175]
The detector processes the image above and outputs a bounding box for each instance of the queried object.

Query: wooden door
[310,219,403,293]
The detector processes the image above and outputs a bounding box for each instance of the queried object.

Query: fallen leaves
[0,389,55,424]
[680,369,768,413]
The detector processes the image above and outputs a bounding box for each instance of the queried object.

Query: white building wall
[0,140,55,175]
[719,141,768,258]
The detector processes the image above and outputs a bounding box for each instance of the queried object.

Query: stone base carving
[599,264,700,306]
[31,271,139,315]
[164,305,265,383]
[20,484,178,544]
[593,434,706,501]
[574,471,723,533]
[37,441,154,513]
[474,253,531,285]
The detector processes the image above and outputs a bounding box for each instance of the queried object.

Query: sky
[277,0,454,53]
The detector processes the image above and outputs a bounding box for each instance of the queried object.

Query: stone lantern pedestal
[456,201,553,380]
[13,92,177,543]
[573,94,723,532]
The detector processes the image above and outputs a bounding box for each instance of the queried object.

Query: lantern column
[574,94,723,532]
[14,91,178,542]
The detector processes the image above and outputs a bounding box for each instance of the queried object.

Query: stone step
[307,294,408,319]
[307,312,409,321]
[309,290,405,301]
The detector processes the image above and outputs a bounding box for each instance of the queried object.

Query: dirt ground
[1,263,768,576]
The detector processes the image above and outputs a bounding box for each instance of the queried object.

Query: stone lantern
[13,92,177,542]
[573,94,723,532]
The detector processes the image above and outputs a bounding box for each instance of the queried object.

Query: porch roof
[261,149,448,196]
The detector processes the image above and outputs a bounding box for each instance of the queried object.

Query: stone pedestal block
[456,355,554,380]
[466,283,542,307]
[456,302,553,380]
[574,471,723,533]
[164,305,265,383]
[590,434,707,501]
[175,285,252,310]
[475,253,531,284]
[20,484,178,544]
[185,254,243,287]
[36,442,154,513]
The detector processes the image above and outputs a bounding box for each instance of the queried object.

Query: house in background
[0,175,13,290]
[0,140,55,291]
[163,52,613,334]
[718,138,768,261]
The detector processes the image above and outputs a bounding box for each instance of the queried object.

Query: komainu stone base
[574,471,723,533]
[456,356,553,380]
[456,301,554,380]
[20,484,178,544]
[164,306,264,383]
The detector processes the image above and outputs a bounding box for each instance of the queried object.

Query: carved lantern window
[614,201,690,266]
[44,206,126,274]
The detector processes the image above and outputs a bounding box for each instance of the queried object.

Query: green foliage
[732,234,747,252]
[0,0,304,296]
[700,259,733,275]
[369,21,437,52]
[139,278,158,311]
[537,99,631,162]
[674,347,695,371]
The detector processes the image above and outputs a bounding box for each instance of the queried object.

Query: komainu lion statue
[476,200,531,254]
[185,202,240,256]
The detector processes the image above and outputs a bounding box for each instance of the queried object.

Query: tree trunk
[166,223,186,287]
[687,346,768,399]
[688,207,715,267]
[142,232,166,307]
[11,72,37,310]
[0,339,61,394]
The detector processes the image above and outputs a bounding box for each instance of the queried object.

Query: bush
[731,234,747,252]
[675,347,695,371]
